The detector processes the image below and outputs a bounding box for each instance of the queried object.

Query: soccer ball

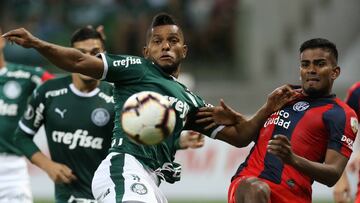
[121,91,176,145]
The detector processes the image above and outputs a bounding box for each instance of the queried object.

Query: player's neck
[0,53,5,69]
[171,67,180,78]
[72,75,99,93]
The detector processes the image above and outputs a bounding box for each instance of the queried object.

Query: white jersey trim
[0,67,8,75]
[211,125,225,139]
[69,84,100,97]
[18,121,36,135]
[99,53,108,80]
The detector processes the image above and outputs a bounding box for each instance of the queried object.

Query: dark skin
[197,48,348,203]
[267,48,345,187]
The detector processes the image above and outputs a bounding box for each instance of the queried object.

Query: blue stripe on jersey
[259,104,306,183]
[323,103,346,152]
[347,87,360,115]
[259,97,335,184]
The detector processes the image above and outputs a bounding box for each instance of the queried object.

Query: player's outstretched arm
[333,171,352,203]
[268,135,348,187]
[2,28,103,79]
[196,85,299,147]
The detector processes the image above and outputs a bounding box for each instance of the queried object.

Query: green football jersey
[16,75,114,202]
[0,62,49,155]
[99,53,219,183]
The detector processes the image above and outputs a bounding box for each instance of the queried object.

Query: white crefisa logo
[0,99,18,116]
[24,104,35,120]
[33,103,45,127]
[350,117,358,134]
[52,129,103,150]
[3,80,22,99]
[91,108,110,126]
[293,101,310,112]
[112,57,142,68]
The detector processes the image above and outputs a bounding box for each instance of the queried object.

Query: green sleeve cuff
[13,128,41,159]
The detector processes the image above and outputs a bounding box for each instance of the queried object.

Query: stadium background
[1,0,360,202]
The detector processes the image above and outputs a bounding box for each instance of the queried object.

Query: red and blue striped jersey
[234,94,358,198]
[345,82,360,118]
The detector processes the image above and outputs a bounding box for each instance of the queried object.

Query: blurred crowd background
[1,0,360,112]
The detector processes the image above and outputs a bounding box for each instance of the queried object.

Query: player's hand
[265,85,301,113]
[347,152,360,173]
[179,130,205,149]
[2,28,39,48]
[267,134,295,164]
[333,173,352,203]
[196,99,245,130]
[44,161,77,184]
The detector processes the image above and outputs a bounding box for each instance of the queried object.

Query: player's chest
[45,95,114,129]
[262,100,327,133]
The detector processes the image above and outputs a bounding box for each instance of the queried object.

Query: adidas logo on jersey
[113,57,142,68]
[0,99,18,116]
[52,129,103,150]
[6,70,31,79]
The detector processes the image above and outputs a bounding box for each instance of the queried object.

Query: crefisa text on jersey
[263,110,291,129]
[113,57,142,68]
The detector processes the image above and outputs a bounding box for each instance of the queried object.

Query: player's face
[143,25,187,75]
[73,38,104,82]
[300,48,340,97]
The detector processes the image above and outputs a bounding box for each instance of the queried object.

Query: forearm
[30,151,54,171]
[226,103,273,146]
[32,38,102,78]
[291,154,344,187]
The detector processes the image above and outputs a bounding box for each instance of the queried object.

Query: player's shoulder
[102,53,150,67]
[36,75,71,94]
[6,62,46,76]
[347,82,360,96]
[98,81,114,94]
[333,97,357,116]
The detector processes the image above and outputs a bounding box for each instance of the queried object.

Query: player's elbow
[324,172,343,187]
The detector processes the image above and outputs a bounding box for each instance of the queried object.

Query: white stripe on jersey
[211,125,225,139]
[185,92,198,107]
[99,53,109,80]
[18,121,36,135]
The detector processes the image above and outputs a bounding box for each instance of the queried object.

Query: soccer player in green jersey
[13,26,115,203]
[0,28,53,203]
[3,13,296,203]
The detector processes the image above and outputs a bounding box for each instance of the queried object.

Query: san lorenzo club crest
[3,80,22,99]
[350,117,358,134]
[91,108,110,126]
[293,101,310,112]
[130,183,148,195]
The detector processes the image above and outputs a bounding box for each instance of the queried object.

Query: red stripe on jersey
[41,71,55,81]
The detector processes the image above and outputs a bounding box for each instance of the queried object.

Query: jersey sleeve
[31,66,54,86]
[324,105,358,158]
[345,84,360,118]
[14,85,47,158]
[99,53,146,83]
[183,93,224,139]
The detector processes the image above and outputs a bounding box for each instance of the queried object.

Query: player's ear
[182,45,188,59]
[143,46,149,59]
[331,66,340,80]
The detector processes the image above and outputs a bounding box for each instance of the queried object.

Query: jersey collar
[0,67,8,75]
[69,83,100,97]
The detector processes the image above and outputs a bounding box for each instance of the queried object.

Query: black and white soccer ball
[121,91,176,145]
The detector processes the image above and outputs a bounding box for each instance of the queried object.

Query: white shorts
[92,152,167,203]
[0,154,32,203]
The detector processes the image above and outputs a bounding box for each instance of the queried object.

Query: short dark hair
[70,26,105,47]
[145,13,183,44]
[299,38,338,63]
